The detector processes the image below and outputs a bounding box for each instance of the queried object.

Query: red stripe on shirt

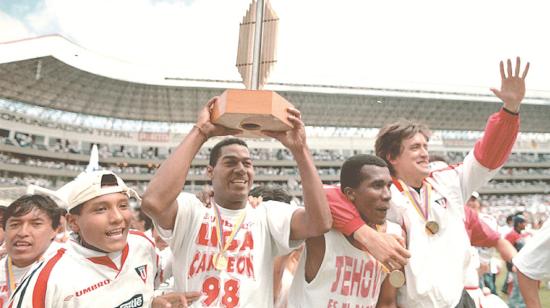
[33,248,66,308]
[474,108,519,169]
[87,244,129,274]
[130,230,155,248]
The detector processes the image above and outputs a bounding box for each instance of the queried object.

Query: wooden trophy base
[211,89,294,137]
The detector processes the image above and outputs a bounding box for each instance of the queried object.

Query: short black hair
[340,154,388,193]
[209,138,249,167]
[249,185,292,203]
[3,195,62,230]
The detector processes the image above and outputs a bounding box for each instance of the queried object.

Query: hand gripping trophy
[211,0,294,136]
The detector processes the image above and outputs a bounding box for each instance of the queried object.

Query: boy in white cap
[9,170,199,308]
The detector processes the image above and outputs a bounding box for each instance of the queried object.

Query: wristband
[502,107,519,115]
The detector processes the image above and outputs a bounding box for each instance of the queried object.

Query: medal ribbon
[392,178,432,222]
[213,202,247,256]
[5,256,16,296]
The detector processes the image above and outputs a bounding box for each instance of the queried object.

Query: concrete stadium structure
[1,35,549,210]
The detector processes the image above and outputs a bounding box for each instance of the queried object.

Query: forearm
[495,238,517,262]
[517,270,541,308]
[473,108,519,169]
[353,224,378,247]
[142,127,206,220]
[292,146,332,236]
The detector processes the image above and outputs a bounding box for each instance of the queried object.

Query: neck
[10,257,34,268]
[395,172,424,188]
[214,197,247,210]
[79,235,108,253]
[361,215,378,231]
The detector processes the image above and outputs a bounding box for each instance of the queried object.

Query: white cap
[58,170,133,211]
[471,191,480,199]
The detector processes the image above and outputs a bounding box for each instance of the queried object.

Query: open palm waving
[490,57,530,113]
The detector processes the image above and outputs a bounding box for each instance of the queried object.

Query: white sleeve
[154,192,204,253]
[264,201,303,256]
[430,152,498,207]
[513,219,550,281]
[457,151,500,200]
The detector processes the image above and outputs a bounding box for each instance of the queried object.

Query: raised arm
[263,107,332,240]
[474,57,529,169]
[141,97,240,229]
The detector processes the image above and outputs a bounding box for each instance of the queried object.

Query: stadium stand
[1,35,550,222]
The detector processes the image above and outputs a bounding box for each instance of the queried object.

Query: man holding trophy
[142,4,333,308]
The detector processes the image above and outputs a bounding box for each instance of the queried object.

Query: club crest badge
[134,265,147,283]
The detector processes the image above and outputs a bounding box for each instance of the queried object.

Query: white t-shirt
[513,218,550,281]
[8,231,159,308]
[155,247,175,294]
[156,192,301,308]
[288,222,401,308]
[388,152,498,308]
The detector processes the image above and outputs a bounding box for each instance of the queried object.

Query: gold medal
[214,253,228,271]
[212,203,246,272]
[425,220,439,235]
[388,270,405,288]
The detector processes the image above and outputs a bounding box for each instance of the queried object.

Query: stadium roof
[1,35,550,132]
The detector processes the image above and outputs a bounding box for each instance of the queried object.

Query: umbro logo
[134,265,147,283]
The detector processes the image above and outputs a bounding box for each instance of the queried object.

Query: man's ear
[343,187,356,203]
[386,153,397,165]
[206,165,214,180]
[66,214,80,233]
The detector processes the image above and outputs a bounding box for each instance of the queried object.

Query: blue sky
[1,0,549,94]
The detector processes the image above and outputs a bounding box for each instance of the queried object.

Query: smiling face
[389,132,430,187]
[5,208,57,267]
[208,144,254,209]
[68,192,132,253]
[345,165,392,226]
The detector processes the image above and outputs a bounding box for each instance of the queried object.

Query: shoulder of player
[176,192,205,208]
[128,230,156,250]
[10,248,68,302]
[257,200,295,210]
[428,162,463,179]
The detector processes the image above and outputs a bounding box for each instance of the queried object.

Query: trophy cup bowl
[211,89,294,137]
